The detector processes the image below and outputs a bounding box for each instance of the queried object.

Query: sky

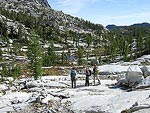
[48,0,150,26]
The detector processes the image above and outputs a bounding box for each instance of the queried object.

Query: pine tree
[123,44,129,61]
[18,24,23,42]
[1,64,7,81]
[77,47,83,65]
[27,32,43,80]
[10,65,21,79]
[98,55,102,64]
[86,34,92,48]
[48,40,56,66]
[61,51,65,65]
[144,35,150,54]
[0,46,2,61]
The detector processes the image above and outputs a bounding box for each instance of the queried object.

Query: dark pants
[85,76,89,86]
[71,76,76,88]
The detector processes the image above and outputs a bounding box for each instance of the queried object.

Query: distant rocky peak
[0,0,51,8]
[35,0,51,8]
[24,0,51,8]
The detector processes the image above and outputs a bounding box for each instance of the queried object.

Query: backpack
[71,70,76,77]
[87,69,92,76]
[86,69,92,76]
[88,70,92,76]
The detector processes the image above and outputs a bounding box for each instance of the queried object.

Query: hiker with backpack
[93,64,101,85]
[70,67,77,88]
[85,67,91,86]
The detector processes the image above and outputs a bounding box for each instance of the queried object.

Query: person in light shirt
[93,64,101,85]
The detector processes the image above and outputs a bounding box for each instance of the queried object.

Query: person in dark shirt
[70,67,77,88]
[85,67,91,86]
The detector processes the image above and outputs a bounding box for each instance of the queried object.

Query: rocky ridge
[0,0,104,35]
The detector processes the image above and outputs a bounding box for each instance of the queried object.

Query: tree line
[0,7,150,80]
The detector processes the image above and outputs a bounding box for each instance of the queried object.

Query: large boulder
[126,65,144,86]
[141,66,150,77]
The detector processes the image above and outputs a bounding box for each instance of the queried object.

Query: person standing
[85,67,91,86]
[93,64,101,85]
[70,67,77,88]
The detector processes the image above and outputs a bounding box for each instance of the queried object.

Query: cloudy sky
[48,0,150,26]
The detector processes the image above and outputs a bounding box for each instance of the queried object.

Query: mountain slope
[0,0,106,65]
[0,0,104,35]
[0,0,150,67]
